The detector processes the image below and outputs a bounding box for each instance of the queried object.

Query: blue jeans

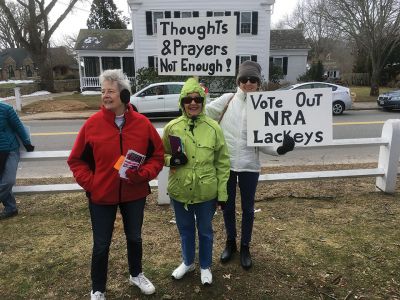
[0,151,19,214]
[172,198,216,269]
[223,171,259,246]
[89,198,146,293]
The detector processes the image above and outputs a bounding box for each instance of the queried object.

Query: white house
[127,0,276,80]
[74,0,309,90]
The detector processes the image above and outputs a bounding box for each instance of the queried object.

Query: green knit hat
[179,77,206,108]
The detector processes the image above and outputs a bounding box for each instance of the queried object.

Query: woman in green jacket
[162,78,230,285]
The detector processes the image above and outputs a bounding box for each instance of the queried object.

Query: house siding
[270,49,308,83]
[129,0,274,79]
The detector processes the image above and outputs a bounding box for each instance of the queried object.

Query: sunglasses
[238,76,259,84]
[181,96,204,105]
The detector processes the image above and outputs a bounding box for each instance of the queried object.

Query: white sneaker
[200,268,212,285]
[90,290,105,300]
[171,262,195,279]
[129,273,155,295]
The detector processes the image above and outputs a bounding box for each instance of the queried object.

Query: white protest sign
[247,89,333,147]
[157,16,236,76]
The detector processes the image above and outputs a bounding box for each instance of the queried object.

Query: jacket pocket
[199,171,218,200]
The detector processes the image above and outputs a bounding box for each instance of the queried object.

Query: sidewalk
[19,100,379,121]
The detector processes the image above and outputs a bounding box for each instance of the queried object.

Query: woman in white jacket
[206,61,294,269]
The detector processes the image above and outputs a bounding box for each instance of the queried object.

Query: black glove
[24,144,35,152]
[170,151,188,166]
[217,200,226,210]
[277,134,295,155]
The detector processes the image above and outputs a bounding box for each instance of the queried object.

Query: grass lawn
[350,86,397,102]
[1,164,400,299]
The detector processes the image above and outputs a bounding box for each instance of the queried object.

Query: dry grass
[1,165,400,299]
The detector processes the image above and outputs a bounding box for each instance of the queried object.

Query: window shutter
[269,57,273,64]
[165,11,171,18]
[234,11,240,35]
[235,55,240,74]
[225,11,231,16]
[206,11,213,17]
[146,11,153,35]
[251,12,258,35]
[193,11,199,17]
[251,55,257,62]
[148,56,155,69]
[174,11,180,18]
[283,57,288,75]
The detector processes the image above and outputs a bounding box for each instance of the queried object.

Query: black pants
[89,198,145,292]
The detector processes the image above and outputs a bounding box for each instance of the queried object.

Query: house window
[102,57,120,71]
[123,57,135,77]
[270,56,288,75]
[213,11,224,17]
[8,65,14,78]
[153,11,164,34]
[181,11,192,18]
[148,56,158,70]
[239,55,251,64]
[240,12,252,34]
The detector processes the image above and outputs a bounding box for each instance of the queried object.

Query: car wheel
[332,101,345,115]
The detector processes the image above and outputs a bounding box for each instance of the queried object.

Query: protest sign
[246,89,333,147]
[157,16,236,76]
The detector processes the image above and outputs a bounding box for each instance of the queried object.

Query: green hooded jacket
[162,78,230,206]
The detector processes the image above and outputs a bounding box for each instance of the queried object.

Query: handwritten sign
[246,89,333,147]
[157,16,236,76]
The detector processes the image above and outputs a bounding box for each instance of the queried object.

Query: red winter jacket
[68,105,164,205]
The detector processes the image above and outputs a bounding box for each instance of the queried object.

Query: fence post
[376,119,400,193]
[14,87,21,111]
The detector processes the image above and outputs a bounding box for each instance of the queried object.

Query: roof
[0,48,32,67]
[270,29,310,50]
[75,29,133,51]
[0,47,77,68]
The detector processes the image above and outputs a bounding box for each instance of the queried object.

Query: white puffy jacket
[206,87,279,172]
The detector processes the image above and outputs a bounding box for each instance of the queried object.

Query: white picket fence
[13,119,400,204]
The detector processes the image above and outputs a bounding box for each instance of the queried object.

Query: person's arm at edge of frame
[162,122,173,167]
[67,124,94,191]
[214,126,230,208]
[8,107,34,151]
[258,134,295,156]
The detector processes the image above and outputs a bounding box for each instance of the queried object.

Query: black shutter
[252,12,258,35]
[146,11,153,35]
[193,11,199,17]
[206,11,213,17]
[269,57,273,64]
[235,55,240,74]
[234,11,240,35]
[283,57,288,75]
[174,11,180,18]
[225,11,231,16]
[251,55,257,62]
[165,11,171,18]
[148,56,155,69]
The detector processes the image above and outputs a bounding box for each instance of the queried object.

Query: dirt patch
[22,100,89,113]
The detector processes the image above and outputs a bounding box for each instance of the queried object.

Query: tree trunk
[369,64,380,97]
[35,52,55,92]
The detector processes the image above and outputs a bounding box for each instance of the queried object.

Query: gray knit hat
[236,60,262,85]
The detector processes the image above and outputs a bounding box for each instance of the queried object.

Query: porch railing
[80,76,135,90]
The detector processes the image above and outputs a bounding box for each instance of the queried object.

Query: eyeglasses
[238,76,259,84]
[181,96,204,105]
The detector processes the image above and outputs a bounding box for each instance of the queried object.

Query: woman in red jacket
[68,69,164,299]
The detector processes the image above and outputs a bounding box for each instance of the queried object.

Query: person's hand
[24,144,35,152]
[125,168,148,184]
[170,151,188,166]
[277,134,295,155]
[217,200,226,210]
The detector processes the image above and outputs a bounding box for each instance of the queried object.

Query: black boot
[240,244,252,270]
[220,240,237,263]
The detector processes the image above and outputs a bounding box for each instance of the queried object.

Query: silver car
[130,82,185,116]
[278,82,352,115]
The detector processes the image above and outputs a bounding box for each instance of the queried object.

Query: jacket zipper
[118,121,125,203]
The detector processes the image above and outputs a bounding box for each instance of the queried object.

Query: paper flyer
[118,149,146,179]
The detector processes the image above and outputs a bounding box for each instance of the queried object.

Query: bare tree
[0,1,29,49]
[320,0,400,95]
[0,0,81,91]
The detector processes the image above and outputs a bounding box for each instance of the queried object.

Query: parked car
[277,82,352,115]
[377,90,400,110]
[130,82,185,116]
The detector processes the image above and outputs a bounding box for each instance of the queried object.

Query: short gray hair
[99,69,131,93]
